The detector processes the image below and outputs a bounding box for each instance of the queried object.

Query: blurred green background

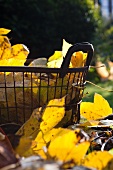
[83,68,113,108]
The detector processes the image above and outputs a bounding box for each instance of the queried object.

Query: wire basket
[0,42,94,125]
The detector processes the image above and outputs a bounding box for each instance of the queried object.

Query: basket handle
[59,42,94,78]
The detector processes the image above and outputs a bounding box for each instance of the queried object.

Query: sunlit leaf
[62,39,72,57]
[40,96,66,134]
[71,51,86,68]
[78,120,101,127]
[33,128,71,159]
[82,151,113,170]
[80,93,112,120]
[11,44,29,59]
[0,35,11,59]
[48,129,90,165]
[48,51,62,62]
[109,148,113,155]
[0,28,11,35]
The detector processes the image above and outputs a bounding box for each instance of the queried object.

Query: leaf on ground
[80,93,112,120]
[82,151,113,170]
[33,128,88,162]
[78,120,101,127]
[109,148,113,155]
[33,128,71,159]
[40,96,66,134]
[48,129,90,165]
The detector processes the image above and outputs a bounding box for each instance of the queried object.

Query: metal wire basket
[0,42,94,125]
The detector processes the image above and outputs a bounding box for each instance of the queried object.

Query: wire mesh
[0,42,94,125]
[0,66,87,124]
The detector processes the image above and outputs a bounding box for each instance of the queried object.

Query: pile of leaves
[1,29,113,170]
[1,93,113,170]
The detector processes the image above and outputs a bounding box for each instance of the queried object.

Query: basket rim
[0,66,89,73]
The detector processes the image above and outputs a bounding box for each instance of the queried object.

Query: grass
[82,71,113,108]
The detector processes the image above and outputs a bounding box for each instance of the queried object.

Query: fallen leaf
[82,151,113,170]
[78,120,101,127]
[80,93,112,120]
[33,128,71,159]
[48,129,90,165]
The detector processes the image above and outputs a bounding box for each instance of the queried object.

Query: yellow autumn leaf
[11,44,29,59]
[33,128,71,159]
[48,51,62,62]
[0,44,29,75]
[62,39,87,68]
[62,39,72,57]
[1,47,11,60]
[13,95,66,136]
[80,93,112,120]
[82,151,113,170]
[0,35,11,59]
[0,28,11,35]
[71,51,86,68]
[0,58,26,66]
[47,39,87,70]
[48,129,90,164]
[40,96,65,134]
[47,57,63,68]
[78,120,101,127]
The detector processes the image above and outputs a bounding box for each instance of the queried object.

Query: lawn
[83,71,113,109]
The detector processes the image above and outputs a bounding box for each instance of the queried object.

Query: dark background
[0,0,100,64]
